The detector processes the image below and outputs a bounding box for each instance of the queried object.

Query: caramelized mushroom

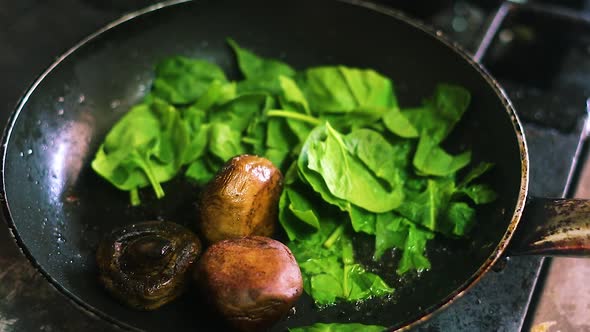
[195,236,303,331]
[199,154,283,243]
[96,220,201,310]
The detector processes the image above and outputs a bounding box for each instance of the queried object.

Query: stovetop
[1,1,589,331]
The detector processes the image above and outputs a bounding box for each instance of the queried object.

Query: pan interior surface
[1,0,525,330]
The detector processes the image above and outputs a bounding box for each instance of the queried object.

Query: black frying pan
[2,0,589,331]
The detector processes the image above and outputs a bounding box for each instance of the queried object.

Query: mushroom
[195,236,303,331]
[96,220,202,310]
[199,154,283,243]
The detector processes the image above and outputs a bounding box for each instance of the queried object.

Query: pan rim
[0,0,530,331]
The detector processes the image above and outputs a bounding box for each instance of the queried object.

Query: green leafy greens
[91,39,496,308]
[289,322,386,332]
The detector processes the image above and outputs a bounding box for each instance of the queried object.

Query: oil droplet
[27,149,33,155]
[110,100,121,109]
[452,17,468,32]
[499,29,514,43]
[19,152,24,157]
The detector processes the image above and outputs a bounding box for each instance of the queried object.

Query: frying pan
[2,0,589,331]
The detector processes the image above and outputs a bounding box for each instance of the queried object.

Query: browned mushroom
[199,154,283,243]
[195,236,303,332]
[96,220,202,310]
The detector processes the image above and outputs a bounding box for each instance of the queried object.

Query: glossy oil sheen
[0,0,524,331]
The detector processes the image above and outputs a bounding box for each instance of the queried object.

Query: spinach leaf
[289,323,386,332]
[279,185,321,241]
[92,99,189,204]
[372,213,434,275]
[374,213,409,260]
[397,178,456,235]
[228,38,296,94]
[152,56,227,105]
[181,106,208,164]
[446,202,476,236]
[456,162,497,204]
[276,75,316,143]
[289,222,393,306]
[208,122,245,161]
[382,105,419,138]
[458,184,497,204]
[297,125,352,212]
[402,84,470,143]
[321,109,385,131]
[208,93,269,132]
[265,117,297,167]
[396,223,434,275]
[301,66,393,113]
[185,158,217,185]
[301,123,403,213]
[280,75,311,114]
[343,128,410,189]
[348,205,377,235]
[192,80,237,110]
[458,162,494,187]
[339,66,394,109]
[228,38,295,80]
[413,135,472,176]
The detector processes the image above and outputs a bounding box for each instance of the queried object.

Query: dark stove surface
[0,1,588,331]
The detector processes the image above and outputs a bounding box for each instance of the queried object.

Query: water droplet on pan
[110,100,121,109]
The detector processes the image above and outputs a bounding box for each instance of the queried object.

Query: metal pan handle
[507,197,590,256]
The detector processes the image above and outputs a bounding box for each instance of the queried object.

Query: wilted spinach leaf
[402,84,470,143]
[289,221,393,306]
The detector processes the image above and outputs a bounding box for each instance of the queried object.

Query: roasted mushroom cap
[199,154,283,243]
[96,220,202,310]
[196,236,303,332]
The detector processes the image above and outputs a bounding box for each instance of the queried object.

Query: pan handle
[507,197,590,256]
